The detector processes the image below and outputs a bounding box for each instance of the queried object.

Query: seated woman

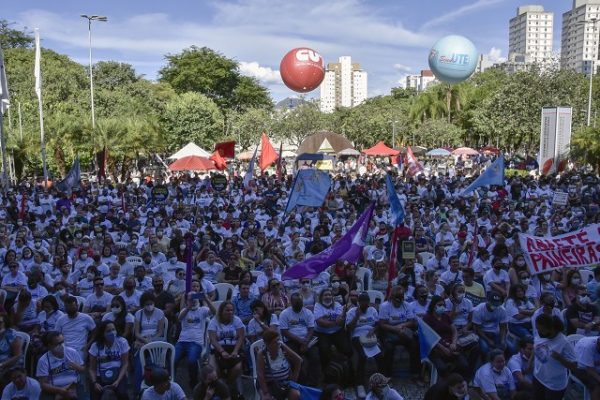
[133,291,165,390]
[255,329,302,400]
[247,300,279,344]
[314,288,352,368]
[0,315,23,377]
[423,295,478,382]
[208,300,246,399]
[11,290,40,334]
[88,321,129,400]
[473,349,515,400]
[102,296,134,342]
[261,279,289,316]
[505,284,535,339]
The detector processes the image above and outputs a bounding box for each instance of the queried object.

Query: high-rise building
[405,70,436,92]
[562,0,600,74]
[509,5,554,66]
[319,56,367,113]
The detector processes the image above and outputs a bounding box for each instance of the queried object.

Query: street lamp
[80,14,107,129]
[579,18,598,126]
[389,120,398,147]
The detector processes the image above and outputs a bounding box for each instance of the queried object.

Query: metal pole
[17,102,22,141]
[88,19,96,129]
[588,61,593,126]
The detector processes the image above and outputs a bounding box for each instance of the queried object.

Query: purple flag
[282,203,374,280]
[185,236,194,293]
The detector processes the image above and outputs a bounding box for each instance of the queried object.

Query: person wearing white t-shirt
[507,336,534,392]
[54,297,96,359]
[88,321,130,398]
[84,277,114,321]
[279,293,320,387]
[346,292,380,391]
[133,292,166,391]
[36,331,85,399]
[483,258,510,298]
[533,313,576,400]
[473,349,516,400]
[573,336,600,398]
[175,292,215,388]
[141,368,186,400]
[1,367,41,400]
[472,291,508,355]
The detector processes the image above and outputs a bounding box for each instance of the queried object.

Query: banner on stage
[519,223,600,275]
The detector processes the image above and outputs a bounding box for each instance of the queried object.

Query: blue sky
[4,0,565,101]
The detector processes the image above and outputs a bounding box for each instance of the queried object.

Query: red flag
[214,141,236,158]
[259,132,278,171]
[276,142,283,180]
[387,226,401,297]
[405,146,423,177]
[210,151,227,171]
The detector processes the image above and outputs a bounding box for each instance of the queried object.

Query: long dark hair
[93,320,117,348]
[110,296,128,337]
[250,299,271,324]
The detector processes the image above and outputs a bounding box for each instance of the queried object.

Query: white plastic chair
[211,301,224,312]
[569,334,591,400]
[357,267,372,291]
[14,331,30,372]
[158,317,169,342]
[249,339,264,400]
[126,256,143,267]
[200,320,211,364]
[579,269,594,285]
[366,290,385,306]
[422,357,438,386]
[74,296,86,312]
[140,341,175,391]
[419,252,434,266]
[214,283,235,301]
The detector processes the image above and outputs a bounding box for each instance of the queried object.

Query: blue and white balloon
[428,35,478,84]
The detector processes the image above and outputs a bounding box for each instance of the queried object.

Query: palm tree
[409,91,445,125]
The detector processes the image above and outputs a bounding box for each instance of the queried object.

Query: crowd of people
[0,164,596,400]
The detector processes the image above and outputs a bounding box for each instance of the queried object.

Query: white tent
[168,142,211,160]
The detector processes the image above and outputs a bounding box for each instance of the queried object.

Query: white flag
[0,44,9,115]
[34,29,42,100]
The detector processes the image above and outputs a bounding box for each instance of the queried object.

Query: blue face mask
[104,331,116,342]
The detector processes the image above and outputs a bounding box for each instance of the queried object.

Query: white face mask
[455,294,465,302]
[516,260,526,267]
[331,282,340,289]
[578,295,591,305]
[571,278,582,285]
[111,307,121,315]
[322,299,333,307]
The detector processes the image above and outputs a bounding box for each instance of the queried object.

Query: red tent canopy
[169,155,215,171]
[362,141,400,156]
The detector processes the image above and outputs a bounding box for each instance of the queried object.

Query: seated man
[565,287,600,336]
[472,291,508,354]
[192,364,231,400]
[507,336,533,393]
[141,367,186,400]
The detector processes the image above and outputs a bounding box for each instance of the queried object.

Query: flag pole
[0,112,8,193]
[34,29,49,188]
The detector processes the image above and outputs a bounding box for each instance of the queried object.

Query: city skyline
[3,0,567,101]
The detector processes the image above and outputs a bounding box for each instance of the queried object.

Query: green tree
[228,107,273,150]
[159,46,272,111]
[272,102,326,147]
[572,124,600,172]
[0,20,33,48]
[93,61,139,90]
[161,92,224,151]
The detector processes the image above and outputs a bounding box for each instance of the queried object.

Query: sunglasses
[95,283,104,287]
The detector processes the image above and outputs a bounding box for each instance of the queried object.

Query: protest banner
[519,223,600,275]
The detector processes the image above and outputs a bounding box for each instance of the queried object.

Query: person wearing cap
[365,373,403,400]
[472,291,508,354]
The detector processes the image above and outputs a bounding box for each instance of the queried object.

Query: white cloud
[486,47,506,63]
[393,63,411,72]
[422,0,503,30]
[239,61,281,84]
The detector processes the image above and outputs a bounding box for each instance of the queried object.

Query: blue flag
[283,203,374,280]
[386,174,404,225]
[243,146,258,189]
[284,169,331,214]
[287,382,321,400]
[417,317,441,362]
[461,155,505,196]
[56,156,80,192]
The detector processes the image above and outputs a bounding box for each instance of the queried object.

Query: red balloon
[280,48,325,93]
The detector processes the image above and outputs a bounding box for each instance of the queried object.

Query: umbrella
[236,150,258,161]
[480,146,500,155]
[411,146,428,155]
[452,147,479,156]
[168,155,215,171]
[426,148,452,156]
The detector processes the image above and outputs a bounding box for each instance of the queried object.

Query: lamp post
[389,120,398,147]
[580,18,599,126]
[80,14,107,130]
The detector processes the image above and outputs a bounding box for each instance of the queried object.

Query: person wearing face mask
[55,296,96,359]
[505,284,535,341]
[508,254,528,286]
[175,291,215,388]
[84,277,114,323]
[473,349,516,400]
[472,291,508,354]
[483,258,510,298]
[313,288,351,369]
[76,265,99,297]
[560,269,584,307]
[565,287,600,336]
[377,286,420,382]
[297,278,316,310]
[507,336,534,393]
[532,314,576,400]
[102,296,134,341]
[36,331,85,400]
[88,321,129,400]
[365,372,404,400]
[408,285,431,318]
[445,283,475,339]
[279,292,320,388]
[133,292,166,391]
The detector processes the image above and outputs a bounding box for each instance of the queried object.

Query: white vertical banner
[554,107,572,172]
[539,107,557,175]
[34,29,49,186]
